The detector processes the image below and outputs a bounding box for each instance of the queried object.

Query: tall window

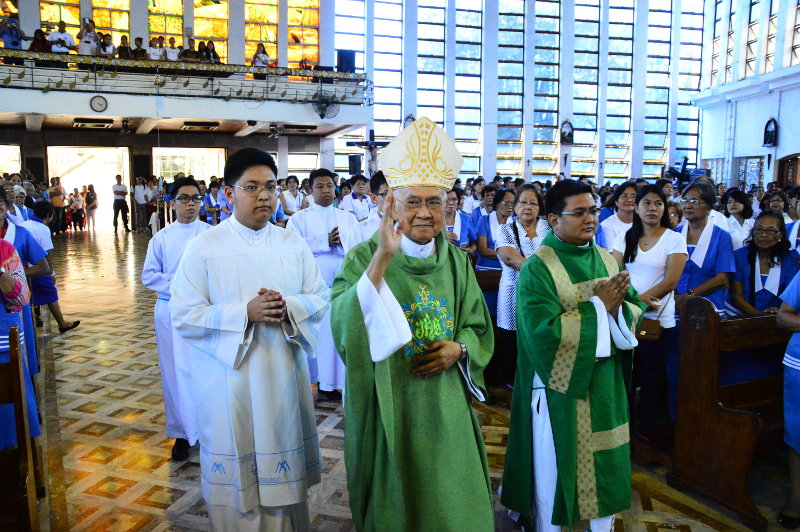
[792,0,800,66]
[763,0,778,73]
[92,0,130,45]
[710,0,722,85]
[604,0,634,180]
[195,0,228,62]
[571,0,600,178]
[724,8,736,81]
[532,0,560,179]
[40,0,80,34]
[245,0,278,65]
[417,0,446,125]
[744,0,760,77]
[677,1,704,167]
[334,0,366,175]
[372,0,403,140]
[148,0,183,47]
[496,0,525,176]
[454,0,482,175]
[644,0,671,178]
[287,0,319,68]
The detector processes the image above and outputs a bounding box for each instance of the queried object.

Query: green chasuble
[330,230,495,532]
[501,232,645,527]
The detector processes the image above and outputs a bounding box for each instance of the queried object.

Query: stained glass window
[40,0,81,35]
[744,0,759,77]
[245,0,278,65]
[148,0,183,47]
[195,0,229,62]
[287,0,319,68]
[92,0,130,45]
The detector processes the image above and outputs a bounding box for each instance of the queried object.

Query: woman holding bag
[611,184,687,431]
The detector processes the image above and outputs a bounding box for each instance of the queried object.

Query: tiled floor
[36,228,789,531]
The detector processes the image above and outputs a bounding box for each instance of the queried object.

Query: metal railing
[0,48,372,106]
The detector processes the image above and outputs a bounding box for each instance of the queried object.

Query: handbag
[636,291,671,342]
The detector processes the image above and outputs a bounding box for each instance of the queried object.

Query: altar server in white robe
[170,148,329,531]
[344,171,388,253]
[141,177,210,461]
[288,168,357,399]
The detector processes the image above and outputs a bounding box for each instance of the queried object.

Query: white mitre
[378,116,463,190]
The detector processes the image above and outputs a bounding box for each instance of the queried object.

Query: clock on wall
[90,95,107,112]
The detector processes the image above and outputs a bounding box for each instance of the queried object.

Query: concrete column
[401,0,418,121]
[716,0,731,79]
[481,0,499,178]
[557,0,575,178]
[129,0,148,44]
[320,137,335,171]
[667,0,682,168]
[80,0,92,22]
[595,0,610,184]
[319,0,336,67]
[278,0,289,67]
[19,0,40,36]
[629,0,649,180]
[521,0,536,182]
[184,1,194,43]
[228,0,245,65]
[278,135,289,180]
[755,0,771,74]
[444,0,457,137]
[731,0,751,81]
[776,0,790,70]
[365,0,375,131]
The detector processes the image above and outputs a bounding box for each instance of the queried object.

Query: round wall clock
[90,95,107,112]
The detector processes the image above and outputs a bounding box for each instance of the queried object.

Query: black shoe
[171,438,190,461]
[58,320,80,334]
[317,389,342,402]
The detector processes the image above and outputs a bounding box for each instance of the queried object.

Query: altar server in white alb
[141,177,210,461]
[288,167,358,400]
[170,148,329,531]
[343,171,388,253]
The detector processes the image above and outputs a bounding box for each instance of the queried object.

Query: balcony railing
[0,48,372,107]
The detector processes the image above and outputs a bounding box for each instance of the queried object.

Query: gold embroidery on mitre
[378,116,463,190]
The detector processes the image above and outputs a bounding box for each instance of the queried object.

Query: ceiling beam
[25,113,43,132]
[136,118,160,135]
[234,120,269,137]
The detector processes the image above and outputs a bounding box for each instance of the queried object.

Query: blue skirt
[785,364,800,453]
[31,274,58,306]
[0,312,40,451]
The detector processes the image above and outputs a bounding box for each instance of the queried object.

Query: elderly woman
[11,185,32,221]
[762,190,794,224]
[444,187,476,253]
[471,183,497,228]
[728,211,798,315]
[600,180,637,252]
[723,187,755,250]
[491,184,549,390]
[674,180,736,314]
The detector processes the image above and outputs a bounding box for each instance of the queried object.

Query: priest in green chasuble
[330,117,495,531]
[502,179,645,532]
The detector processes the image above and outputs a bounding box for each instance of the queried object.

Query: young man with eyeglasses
[288,167,358,401]
[503,179,646,532]
[142,177,211,462]
[169,148,329,530]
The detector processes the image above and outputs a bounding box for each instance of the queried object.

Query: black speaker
[132,154,151,185]
[348,154,361,176]
[24,157,45,184]
[337,50,357,73]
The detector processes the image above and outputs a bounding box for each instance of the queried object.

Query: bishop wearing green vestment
[502,179,645,532]
[330,117,495,531]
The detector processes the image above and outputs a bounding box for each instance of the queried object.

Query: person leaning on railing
[178,38,201,64]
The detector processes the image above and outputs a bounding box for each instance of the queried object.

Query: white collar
[450,211,462,238]
[789,221,800,251]
[755,256,782,296]
[2,219,16,245]
[400,234,435,258]
[229,214,270,241]
[681,220,714,268]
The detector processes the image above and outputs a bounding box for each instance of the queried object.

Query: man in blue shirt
[0,15,29,65]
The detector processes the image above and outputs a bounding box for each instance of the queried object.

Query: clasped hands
[412,340,462,379]
[246,288,286,323]
[594,271,630,313]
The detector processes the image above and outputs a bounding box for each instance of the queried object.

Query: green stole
[501,231,645,527]
[330,230,495,532]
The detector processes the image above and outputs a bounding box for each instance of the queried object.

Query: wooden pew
[473,269,501,294]
[667,297,786,531]
[0,327,39,532]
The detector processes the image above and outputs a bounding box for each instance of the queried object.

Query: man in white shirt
[68,187,84,230]
[339,174,374,221]
[344,171,388,252]
[170,148,328,530]
[142,178,211,461]
[288,168,358,401]
[133,177,148,232]
[112,174,131,232]
[164,37,181,62]
[47,20,76,54]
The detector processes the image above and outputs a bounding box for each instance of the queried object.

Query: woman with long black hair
[722,187,755,250]
[600,180,637,252]
[611,184,688,429]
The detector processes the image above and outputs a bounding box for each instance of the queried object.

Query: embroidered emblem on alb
[401,285,454,356]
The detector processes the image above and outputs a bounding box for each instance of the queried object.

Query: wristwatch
[457,341,467,361]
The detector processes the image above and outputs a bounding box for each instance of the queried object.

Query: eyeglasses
[231,184,276,197]
[619,194,637,200]
[175,194,204,204]
[683,199,705,206]
[498,200,513,207]
[517,200,538,207]
[395,198,444,211]
[559,208,599,218]
[753,227,780,236]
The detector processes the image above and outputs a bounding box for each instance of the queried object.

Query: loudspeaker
[132,154,151,185]
[24,157,45,184]
[348,154,362,176]
[337,50,357,73]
